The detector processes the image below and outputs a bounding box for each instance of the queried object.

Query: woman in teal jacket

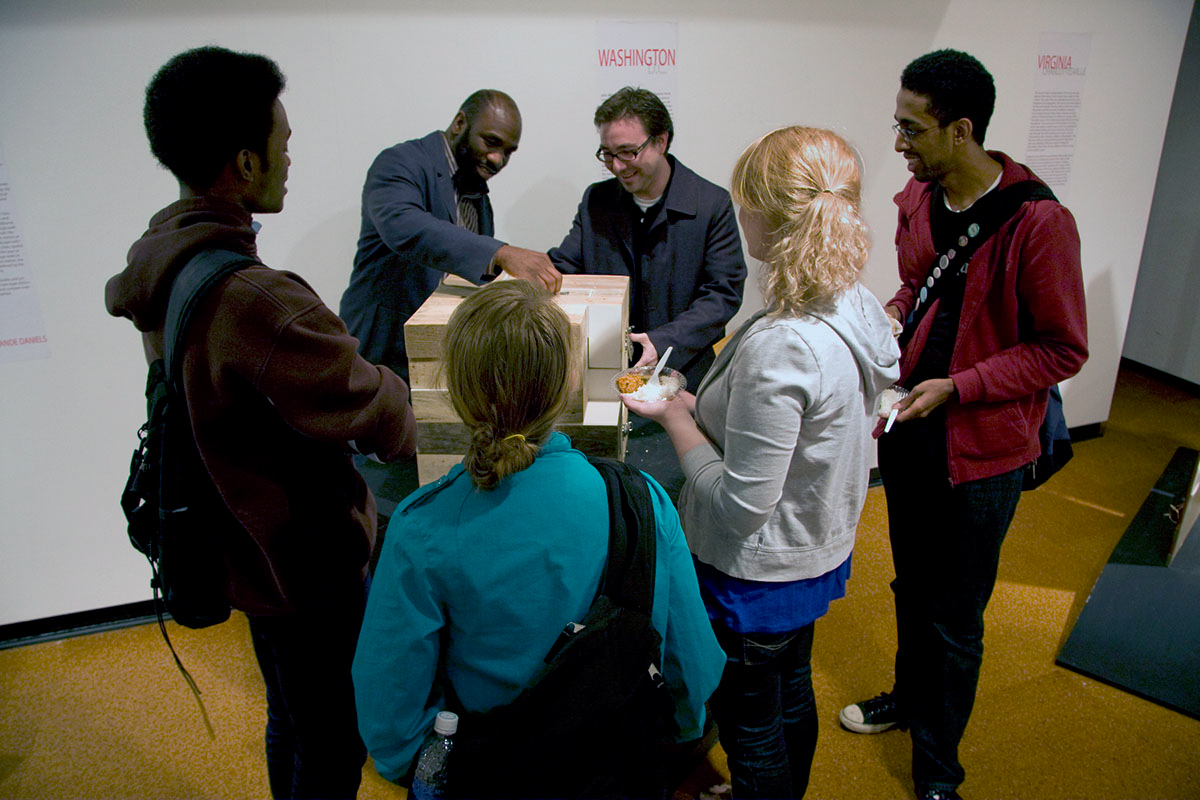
[352,281,725,792]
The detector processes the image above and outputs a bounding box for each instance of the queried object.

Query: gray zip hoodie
[679,282,900,581]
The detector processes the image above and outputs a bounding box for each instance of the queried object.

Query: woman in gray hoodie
[622,126,900,798]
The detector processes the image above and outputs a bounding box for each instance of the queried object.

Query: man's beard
[452,132,490,191]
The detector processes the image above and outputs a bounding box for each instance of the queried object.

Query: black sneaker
[917,789,962,800]
[838,691,906,734]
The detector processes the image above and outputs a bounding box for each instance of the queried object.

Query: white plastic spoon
[648,346,673,387]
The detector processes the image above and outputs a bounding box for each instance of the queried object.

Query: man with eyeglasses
[838,49,1088,800]
[548,86,746,387]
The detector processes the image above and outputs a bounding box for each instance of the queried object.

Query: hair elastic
[503,433,526,443]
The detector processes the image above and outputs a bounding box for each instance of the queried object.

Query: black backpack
[1023,383,1074,490]
[121,249,256,633]
[441,458,675,799]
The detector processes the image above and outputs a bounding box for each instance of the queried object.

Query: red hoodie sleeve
[951,201,1089,404]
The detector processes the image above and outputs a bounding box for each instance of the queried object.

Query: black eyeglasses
[596,135,655,165]
[891,122,940,142]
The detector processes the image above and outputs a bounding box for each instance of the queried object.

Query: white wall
[0,0,1190,626]
[1123,1,1200,384]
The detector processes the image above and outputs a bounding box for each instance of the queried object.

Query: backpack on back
[121,249,256,630]
[441,457,675,799]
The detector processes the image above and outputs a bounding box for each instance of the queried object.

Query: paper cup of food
[876,384,910,433]
[614,366,687,403]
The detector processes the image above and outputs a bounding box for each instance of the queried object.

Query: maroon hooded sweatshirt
[106,197,417,614]
[889,152,1088,485]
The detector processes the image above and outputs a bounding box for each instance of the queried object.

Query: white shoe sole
[839,705,900,734]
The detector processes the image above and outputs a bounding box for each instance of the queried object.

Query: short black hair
[144,46,285,191]
[901,49,995,145]
[594,87,674,151]
[457,89,518,126]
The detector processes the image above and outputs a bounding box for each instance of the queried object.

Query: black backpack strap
[163,249,259,381]
[900,181,1057,348]
[588,457,657,617]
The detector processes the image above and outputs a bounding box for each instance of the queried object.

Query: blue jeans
[878,414,1024,793]
[247,579,369,799]
[708,621,818,799]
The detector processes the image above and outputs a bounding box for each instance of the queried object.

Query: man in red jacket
[839,50,1088,800]
[105,46,417,799]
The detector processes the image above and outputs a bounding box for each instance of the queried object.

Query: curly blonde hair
[730,126,870,315]
[442,281,575,490]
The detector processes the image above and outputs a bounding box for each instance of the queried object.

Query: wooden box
[404,275,631,485]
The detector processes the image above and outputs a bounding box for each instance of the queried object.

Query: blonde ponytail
[443,282,574,490]
[731,126,870,314]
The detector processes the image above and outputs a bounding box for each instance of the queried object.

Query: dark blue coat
[548,156,746,383]
[340,131,503,380]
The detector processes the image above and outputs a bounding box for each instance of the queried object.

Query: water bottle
[411,710,458,800]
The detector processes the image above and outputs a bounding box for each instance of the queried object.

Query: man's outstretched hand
[494,245,563,293]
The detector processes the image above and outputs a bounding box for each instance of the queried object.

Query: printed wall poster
[594,20,678,180]
[0,146,50,364]
[1024,32,1093,201]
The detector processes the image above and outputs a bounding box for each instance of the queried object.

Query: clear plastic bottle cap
[433,710,459,736]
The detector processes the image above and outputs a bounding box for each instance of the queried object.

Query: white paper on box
[584,302,626,368]
[582,400,622,426]
[586,368,623,401]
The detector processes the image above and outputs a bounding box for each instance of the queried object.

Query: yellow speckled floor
[2,361,1198,799]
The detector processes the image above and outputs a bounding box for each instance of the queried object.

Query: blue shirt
[694,554,851,634]
[352,433,726,782]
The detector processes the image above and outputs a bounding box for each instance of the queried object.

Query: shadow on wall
[1063,266,1116,428]
[1158,230,1200,374]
